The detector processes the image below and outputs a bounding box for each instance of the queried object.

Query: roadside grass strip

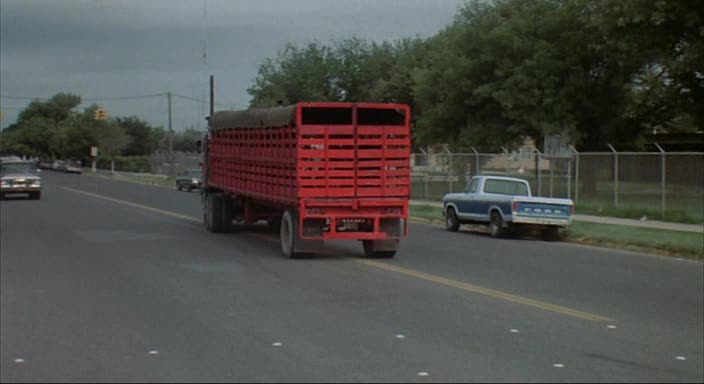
[409,205,704,260]
[567,222,704,260]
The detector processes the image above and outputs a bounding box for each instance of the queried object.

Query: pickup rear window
[483,179,529,196]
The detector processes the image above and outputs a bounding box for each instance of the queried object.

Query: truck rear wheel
[204,192,225,233]
[220,195,233,233]
[281,210,302,259]
[362,240,398,258]
[268,217,282,233]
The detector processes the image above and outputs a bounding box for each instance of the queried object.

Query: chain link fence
[412,151,704,224]
[149,151,200,176]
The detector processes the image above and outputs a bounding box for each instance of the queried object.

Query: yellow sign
[94,108,109,121]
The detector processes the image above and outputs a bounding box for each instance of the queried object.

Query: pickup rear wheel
[445,207,460,232]
[489,211,507,238]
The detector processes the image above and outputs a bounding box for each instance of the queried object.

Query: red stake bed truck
[201,102,411,258]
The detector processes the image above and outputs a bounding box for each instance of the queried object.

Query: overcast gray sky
[0,0,464,131]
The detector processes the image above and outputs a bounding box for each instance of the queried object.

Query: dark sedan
[176,169,202,192]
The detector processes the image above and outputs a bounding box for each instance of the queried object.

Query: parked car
[0,159,42,200]
[39,160,54,170]
[442,175,574,241]
[52,160,67,171]
[176,169,202,191]
[64,160,83,174]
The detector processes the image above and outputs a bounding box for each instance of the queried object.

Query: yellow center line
[62,186,613,323]
[356,259,613,322]
[61,186,201,223]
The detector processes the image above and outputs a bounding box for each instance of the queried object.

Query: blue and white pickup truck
[442,176,574,240]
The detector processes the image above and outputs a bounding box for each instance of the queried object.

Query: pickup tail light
[512,201,519,212]
[571,205,575,215]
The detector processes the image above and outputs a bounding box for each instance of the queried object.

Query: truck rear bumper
[300,198,408,240]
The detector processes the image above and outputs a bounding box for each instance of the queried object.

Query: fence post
[608,144,618,207]
[530,146,542,197]
[444,148,453,194]
[501,146,509,176]
[420,149,429,200]
[471,147,479,176]
[549,158,554,197]
[655,143,666,220]
[567,158,571,199]
[569,145,579,203]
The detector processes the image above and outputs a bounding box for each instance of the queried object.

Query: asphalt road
[2,172,702,382]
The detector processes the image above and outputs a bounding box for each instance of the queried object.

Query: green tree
[17,93,82,125]
[589,0,704,135]
[116,116,161,156]
[95,121,131,173]
[2,93,83,158]
[247,42,338,107]
[173,127,203,152]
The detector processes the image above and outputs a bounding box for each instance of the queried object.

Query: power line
[0,95,45,101]
[83,93,166,101]
[1,93,166,101]
[172,93,244,110]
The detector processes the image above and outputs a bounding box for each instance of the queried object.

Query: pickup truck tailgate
[513,197,573,225]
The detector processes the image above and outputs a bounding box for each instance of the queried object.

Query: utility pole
[168,91,174,177]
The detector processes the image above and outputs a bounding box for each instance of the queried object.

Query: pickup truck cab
[442,176,573,240]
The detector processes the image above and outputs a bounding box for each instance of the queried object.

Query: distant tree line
[0,93,203,163]
[247,0,703,151]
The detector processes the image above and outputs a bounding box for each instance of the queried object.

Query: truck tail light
[512,201,519,212]
[571,205,575,215]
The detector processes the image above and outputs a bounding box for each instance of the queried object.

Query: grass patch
[409,204,704,260]
[409,204,444,223]
[87,169,176,188]
[575,202,702,225]
[566,222,703,259]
